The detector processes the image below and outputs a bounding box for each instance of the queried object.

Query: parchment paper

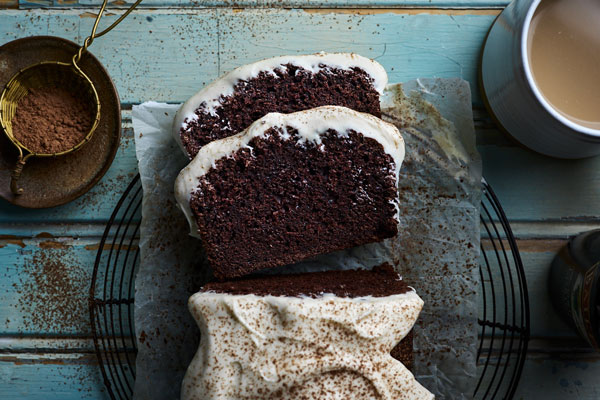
[132,78,481,400]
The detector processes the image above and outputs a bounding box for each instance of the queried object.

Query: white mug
[481,0,600,159]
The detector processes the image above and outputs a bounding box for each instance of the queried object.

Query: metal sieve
[0,0,142,195]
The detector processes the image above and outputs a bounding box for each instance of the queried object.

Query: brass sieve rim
[0,35,122,209]
[0,0,142,195]
[0,60,102,158]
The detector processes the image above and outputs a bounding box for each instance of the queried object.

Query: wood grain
[16,0,510,9]
[0,234,582,337]
[0,239,122,335]
[0,339,597,399]
[2,4,600,398]
[481,145,600,221]
[0,355,105,399]
[0,0,17,9]
[0,9,493,103]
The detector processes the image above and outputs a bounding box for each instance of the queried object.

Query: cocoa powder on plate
[11,86,94,154]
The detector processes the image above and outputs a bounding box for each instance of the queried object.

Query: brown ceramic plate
[0,36,121,209]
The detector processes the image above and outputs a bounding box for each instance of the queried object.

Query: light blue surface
[1,3,599,399]
[19,0,511,8]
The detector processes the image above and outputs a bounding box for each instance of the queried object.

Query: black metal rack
[90,175,141,400]
[475,179,530,399]
[90,175,530,400]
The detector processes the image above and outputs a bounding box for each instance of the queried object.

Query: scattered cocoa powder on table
[11,86,94,154]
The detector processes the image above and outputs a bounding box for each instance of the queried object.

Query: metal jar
[549,229,600,350]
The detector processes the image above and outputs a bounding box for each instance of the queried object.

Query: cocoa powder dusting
[14,248,88,333]
[11,86,94,154]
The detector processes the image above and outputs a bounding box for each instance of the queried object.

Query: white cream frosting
[174,106,405,238]
[172,52,388,155]
[181,290,434,400]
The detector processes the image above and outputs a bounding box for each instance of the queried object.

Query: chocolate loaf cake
[182,264,433,400]
[172,52,387,158]
[175,106,405,280]
[203,263,415,370]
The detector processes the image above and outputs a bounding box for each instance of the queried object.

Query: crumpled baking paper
[132,77,481,400]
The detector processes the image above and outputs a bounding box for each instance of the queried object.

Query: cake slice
[181,264,434,400]
[175,106,404,280]
[173,52,387,158]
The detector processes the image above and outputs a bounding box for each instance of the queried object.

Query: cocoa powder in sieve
[11,86,94,154]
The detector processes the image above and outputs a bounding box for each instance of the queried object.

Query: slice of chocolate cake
[181,264,433,400]
[173,52,387,158]
[175,106,405,280]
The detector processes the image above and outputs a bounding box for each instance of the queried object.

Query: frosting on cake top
[181,289,433,400]
[172,52,388,152]
[174,106,405,238]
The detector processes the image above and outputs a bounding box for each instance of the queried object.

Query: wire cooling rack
[90,175,530,400]
[90,175,141,400]
[475,178,530,399]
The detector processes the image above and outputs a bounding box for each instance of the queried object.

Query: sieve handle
[73,0,143,66]
[10,156,27,195]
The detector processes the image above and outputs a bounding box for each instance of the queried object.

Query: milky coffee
[528,0,600,130]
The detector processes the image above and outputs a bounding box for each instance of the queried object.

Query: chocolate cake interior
[181,65,381,157]
[191,128,398,280]
[203,264,414,370]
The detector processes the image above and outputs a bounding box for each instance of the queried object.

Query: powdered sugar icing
[181,289,433,400]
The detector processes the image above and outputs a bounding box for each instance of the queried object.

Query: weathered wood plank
[0,9,220,104]
[0,337,94,351]
[481,145,600,221]
[475,339,600,399]
[0,344,598,399]
[216,9,494,101]
[2,15,595,221]
[516,355,600,399]
[0,222,127,239]
[16,1,510,9]
[0,239,130,336]
[508,221,600,240]
[0,9,494,104]
[0,336,595,356]
[0,354,106,400]
[0,0,17,9]
[0,235,585,338]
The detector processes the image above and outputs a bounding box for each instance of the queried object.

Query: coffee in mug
[481,0,600,158]
[527,0,600,130]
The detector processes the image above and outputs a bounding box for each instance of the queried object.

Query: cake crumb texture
[190,128,399,279]
[180,64,381,157]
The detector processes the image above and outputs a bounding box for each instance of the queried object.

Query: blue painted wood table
[1,0,599,398]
